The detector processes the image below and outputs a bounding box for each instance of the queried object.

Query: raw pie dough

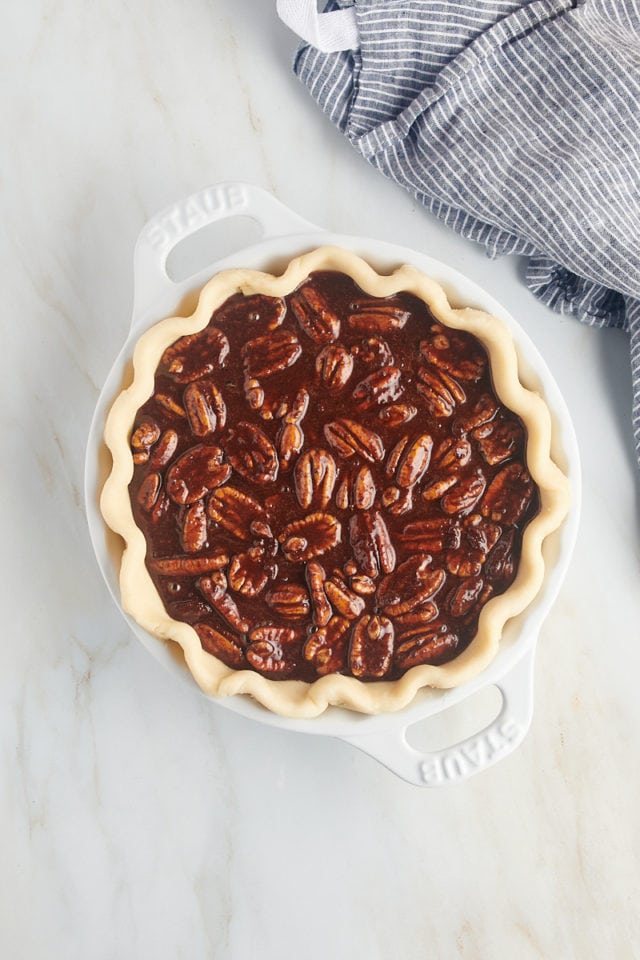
[101,247,570,718]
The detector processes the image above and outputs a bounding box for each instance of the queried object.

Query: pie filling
[127,270,540,683]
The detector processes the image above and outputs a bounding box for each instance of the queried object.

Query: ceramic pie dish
[85,182,580,785]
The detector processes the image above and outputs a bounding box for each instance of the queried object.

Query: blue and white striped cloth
[293,0,640,467]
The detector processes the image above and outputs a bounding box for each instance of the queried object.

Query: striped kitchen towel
[291,0,640,467]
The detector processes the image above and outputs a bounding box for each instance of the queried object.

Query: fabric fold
[294,0,640,466]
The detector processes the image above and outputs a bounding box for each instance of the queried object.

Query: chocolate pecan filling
[128,271,539,682]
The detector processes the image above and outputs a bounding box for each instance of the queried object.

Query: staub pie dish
[100,246,570,717]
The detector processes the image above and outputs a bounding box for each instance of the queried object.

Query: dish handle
[132,181,320,318]
[340,650,535,787]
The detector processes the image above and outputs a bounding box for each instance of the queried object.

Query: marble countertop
[3,2,639,957]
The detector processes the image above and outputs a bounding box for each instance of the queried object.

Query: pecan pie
[101,247,570,717]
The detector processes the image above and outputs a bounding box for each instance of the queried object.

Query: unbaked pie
[101,247,570,716]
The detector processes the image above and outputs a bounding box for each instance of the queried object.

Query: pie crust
[100,246,570,717]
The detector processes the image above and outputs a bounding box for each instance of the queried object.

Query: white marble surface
[2,2,640,957]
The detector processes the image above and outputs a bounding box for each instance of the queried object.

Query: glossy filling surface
[128,271,539,681]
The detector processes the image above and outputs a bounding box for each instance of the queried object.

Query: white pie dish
[85,182,580,785]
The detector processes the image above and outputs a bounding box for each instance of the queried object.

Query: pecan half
[228,548,271,597]
[324,576,365,620]
[441,472,487,516]
[381,485,414,516]
[348,510,396,577]
[484,530,517,582]
[279,512,342,563]
[148,429,179,469]
[131,420,160,452]
[285,388,310,425]
[394,623,459,670]
[349,573,377,596]
[420,331,486,381]
[378,402,417,426]
[218,293,286,332]
[453,394,498,435]
[148,550,228,576]
[303,616,350,675]
[197,574,249,634]
[395,433,434,488]
[207,486,266,541]
[416,367,461,418]
[352,366,403,411]
[336,465,376,511]
[136,472,162,512]
[165,445,231,505]
[241,330,302,378]
[481,464,535,524]
[160,327,230,383]
[166,599,212,623]
[226,422,279,484]
[247,625,296,645]
[474,416,524,465]
[184,380,226,437]
[180,499,208,554]
[448,576,485,618]
[445,547,484,578]
[353,465,376,510]
[421,476,458,501]
[265,584,311,619]
[347,300,410,333]
[324,419,385,462]
[385,435,410,478]
[149,491,170,524]
[397,517,461,553]
[349,614,395,679]
[243,373,264,412]
[316,344,354,392]
[305,561,332,627]
[464,514,502,554]
[277,422,304,469]
[290,284,340,344]
[194,622,246,669]
[294,449,337,511]
[246,626,300,675]
[155,393,186,419]
[432,436,472,471]
[378,556,445,616]
[394,603,439,628]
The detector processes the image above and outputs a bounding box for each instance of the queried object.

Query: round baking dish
[85,182,580,786]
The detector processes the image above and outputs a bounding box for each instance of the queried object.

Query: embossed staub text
[144,184,249,251]
[419,717,521,785]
